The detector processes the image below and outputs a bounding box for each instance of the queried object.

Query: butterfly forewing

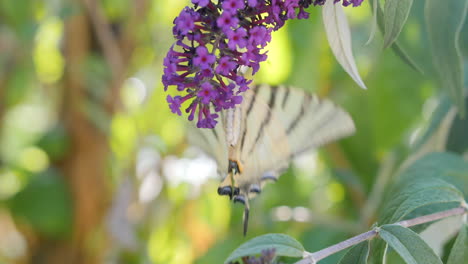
[254,85,355,157]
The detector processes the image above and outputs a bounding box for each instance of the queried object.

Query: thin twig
[295,206,467,264]
[396,207,466,228]
[298,230,378,264]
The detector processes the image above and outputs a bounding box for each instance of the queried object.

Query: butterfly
[189,84,355,235]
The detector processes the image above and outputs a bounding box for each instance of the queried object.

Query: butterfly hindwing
[187,113,228,176]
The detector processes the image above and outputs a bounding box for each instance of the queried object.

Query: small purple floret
[197,82,217,104]
[174,8,196,35]
[217,12,239,30]
[222,0,245,13]
[192,0,209,7]
[167,95,182,115]
[216,56,236,75]
[193,46,216,69]
[226,28,248,50]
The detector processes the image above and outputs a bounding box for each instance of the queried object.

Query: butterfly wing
[187,114,229,177]
[189,84,355,191]
[233,87,291,194]
[238,85,355,191]
[254,84,356,157]
[188,84,355,235]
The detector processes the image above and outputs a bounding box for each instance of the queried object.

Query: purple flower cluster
[162,0,363,128]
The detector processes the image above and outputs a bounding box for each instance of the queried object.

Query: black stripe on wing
[240,87,258,154]
[286,94,313,135]
[281,86,290,109]
[248,85,277,155]
[291,105,338,157]
[211,124,219,140]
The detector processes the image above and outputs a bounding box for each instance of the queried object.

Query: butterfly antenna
[243,198,250,236]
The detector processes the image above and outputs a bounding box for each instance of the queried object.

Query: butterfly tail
[243,198,250,236]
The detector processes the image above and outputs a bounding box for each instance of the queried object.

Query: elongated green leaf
[386,182,464,224]
[379,176,464,225]
[224,233,304,263]
[447,224,468,264]
[337,241,370,264]
[383,0,414,49]
[380,225,443,264]
[390,41,424,74]
[322,0,367,89]
[397,152,468,195]
[369,0,423,73]
[446,96,468,154]
[365,0,378,45]
[380,152,468,226]
[425,0,468,115]
[410,97,453,153]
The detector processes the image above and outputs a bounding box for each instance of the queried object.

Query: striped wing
[239,84,355,186]
[231,87,290,192]
[189,84,355,187]
[189,84,355,235]
[254,85,355,156]
[187,115,228,176]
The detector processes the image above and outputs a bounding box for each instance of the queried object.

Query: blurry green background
[0,0,457,263]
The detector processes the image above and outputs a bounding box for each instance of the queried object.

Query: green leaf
[383,0,414,49]
[322,0,367,89]
[380,152,468,225]
[425,0,468,116]
[410,96,453,152]
[372,152,468,263]
[384,181,463,224]
[370,0,423,73]
[397,152,468,195]
[337,241,370,264]
[379,225,443,264]
[365,0,378,45]
[224,233,304,263]
[447,224,468,264]
[389,38,424,74]
[446,96,468,154]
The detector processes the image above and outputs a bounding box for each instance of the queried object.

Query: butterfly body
[189,84,355,235]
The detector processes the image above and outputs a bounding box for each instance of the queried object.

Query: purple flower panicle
[163,0,363,128]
